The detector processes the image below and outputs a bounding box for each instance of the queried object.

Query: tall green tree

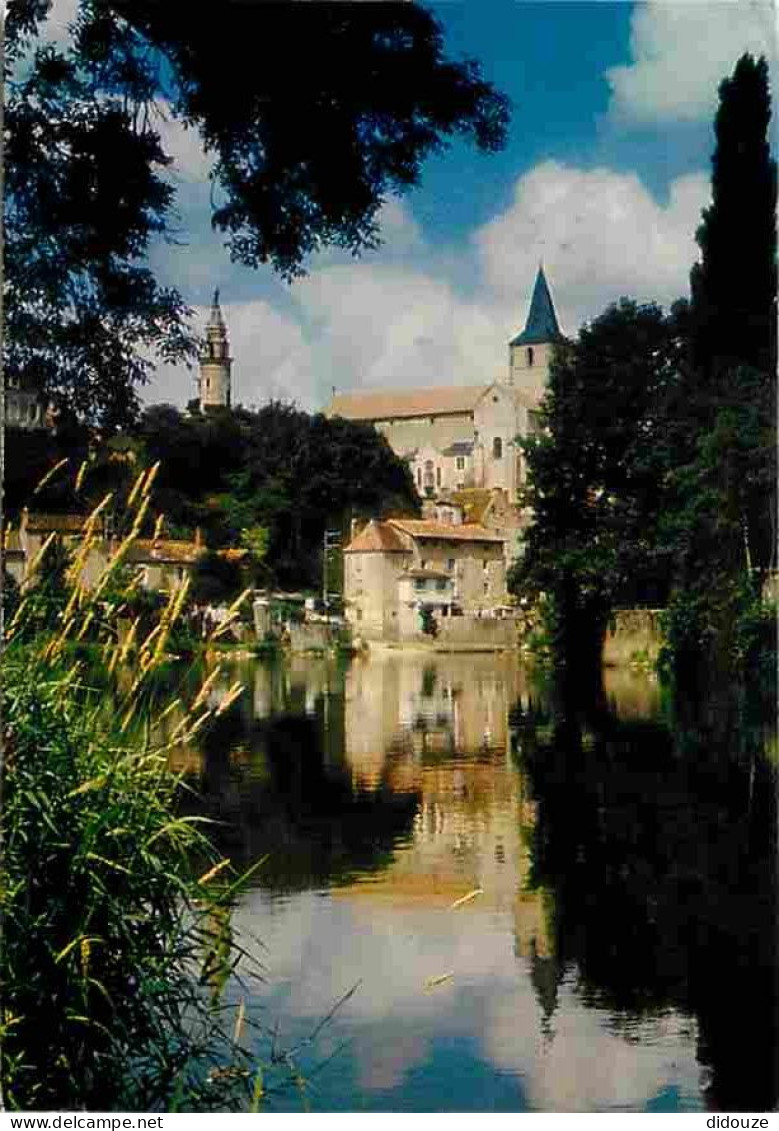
[510,300,685,672]
[5,0,509,427]
[690,54,777,379]
[688,53,777,576]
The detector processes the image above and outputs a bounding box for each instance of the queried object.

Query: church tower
[198,290,232,410]
[508,265,564,403]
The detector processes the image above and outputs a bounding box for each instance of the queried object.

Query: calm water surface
[175,651,777,1112]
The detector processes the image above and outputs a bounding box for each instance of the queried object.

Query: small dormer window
[527,347,534,367]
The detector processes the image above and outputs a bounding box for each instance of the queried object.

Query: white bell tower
[198,289,232,410]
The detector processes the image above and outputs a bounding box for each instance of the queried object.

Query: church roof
[328,385,488,422]
[510,266,563,347]
[207,288,226,329]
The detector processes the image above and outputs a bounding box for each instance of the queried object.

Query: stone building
[327,265,563,506]
[423,488,529,566]
[197,290,232,410]
[9,509,244,594]
[343,517,507,642]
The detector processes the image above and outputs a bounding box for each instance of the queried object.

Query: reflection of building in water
[339,652,553,958]
[345,652,522,786]
[250,655,345,720]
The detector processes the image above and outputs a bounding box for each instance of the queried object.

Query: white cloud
[477,161,709,335]
[35,0,79,47]
[229,888,702,1112]
[292,263,504,394]
[154,106,216,186]
[606,0,777,124]
[148,162,709,411]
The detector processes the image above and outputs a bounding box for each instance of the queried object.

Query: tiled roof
[328,385,488,421]
[25,512,90,535]
[344,521,410,554]
[388,518,503,544]
[128,539,204,566]
[510,266,564,347]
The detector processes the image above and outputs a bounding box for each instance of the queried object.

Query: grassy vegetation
[0,476,308,1111]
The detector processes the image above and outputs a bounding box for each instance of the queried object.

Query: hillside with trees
[13,402,419,591]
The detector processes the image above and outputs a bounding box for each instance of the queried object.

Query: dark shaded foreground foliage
[511,672,778,1113]
[2,652,252,1109]
[6,0,508,427]
[0,493,326,1110]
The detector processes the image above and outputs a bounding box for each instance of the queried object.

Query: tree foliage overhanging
[4,0,509,427]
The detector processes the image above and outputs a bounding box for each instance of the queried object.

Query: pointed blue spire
[510,265,563,346]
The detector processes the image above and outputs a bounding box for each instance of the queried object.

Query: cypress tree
[691,53,777,379]
[688,53,777,578]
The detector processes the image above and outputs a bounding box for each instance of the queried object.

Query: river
[173,649,777,1113]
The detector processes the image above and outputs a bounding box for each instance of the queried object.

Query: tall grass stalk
[0,480,301,1110]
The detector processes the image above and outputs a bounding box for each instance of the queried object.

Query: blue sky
[37,0,778,411]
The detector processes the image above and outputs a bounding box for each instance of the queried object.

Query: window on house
[456,456,465,470]
[493,437,502,460]
[447,558,455,572]
[436,579,447,591]
[527,346,534,367]
[414,578,427,591]
[421,559,428,569]
[416,467,422,486]
[436,466,441,487]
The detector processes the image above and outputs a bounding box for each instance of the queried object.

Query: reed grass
[0,475,304,1111]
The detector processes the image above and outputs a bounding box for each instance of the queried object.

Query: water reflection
[175,651,776,1112]
[515,687,778,1113]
